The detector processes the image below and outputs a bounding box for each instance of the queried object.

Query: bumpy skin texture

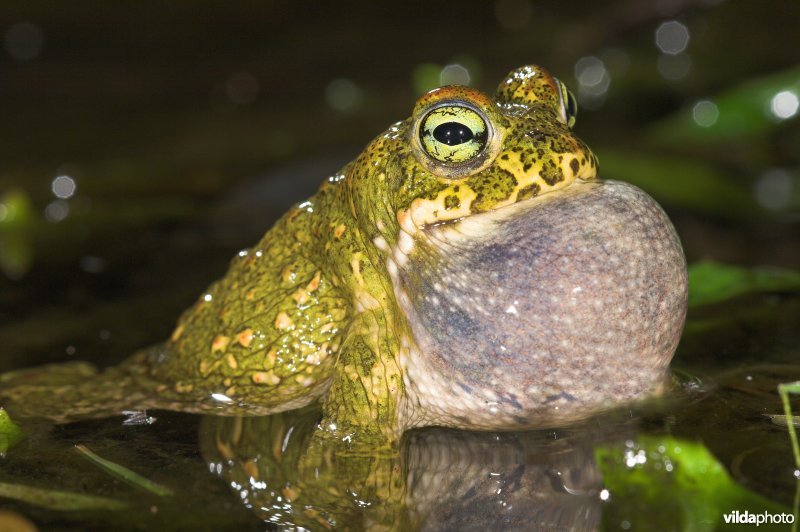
[0,65,687,441]
[397,181,687,430]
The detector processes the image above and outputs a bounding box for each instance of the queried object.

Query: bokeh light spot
[655,21,690,55]
[4,22,44,61]
[439,64,470,86]
[692,100,719,127]
[657,52,692,80]
[80,256,107,274]
[755,168,794,210]
[44,200,69,223]
[494,0,533,29]
[51,175,76,199]
[225,72,259,105]
[574,56,611,109]
[770,90,799,120]
[325,79,362,113]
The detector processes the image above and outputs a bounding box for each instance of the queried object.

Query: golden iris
[419,105,488,164]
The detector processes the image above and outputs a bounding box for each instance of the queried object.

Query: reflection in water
[200,406,611,530]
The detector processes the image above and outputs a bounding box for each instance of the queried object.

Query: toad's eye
[419,105,489,164]
[555,78,578,128]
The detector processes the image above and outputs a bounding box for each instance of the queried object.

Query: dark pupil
[432,122,474,146]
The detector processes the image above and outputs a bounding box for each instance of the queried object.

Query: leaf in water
[778,381,800,469]
[0,482,127,511]
[74,444,174,497]
[0,408,23,457]
[596,436,791,531]
[596,149,757,218]
[647,65,800,144]
[765,414,800,428]
[688,261,800,307]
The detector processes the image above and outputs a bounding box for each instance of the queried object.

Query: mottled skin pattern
[0,65,686,443]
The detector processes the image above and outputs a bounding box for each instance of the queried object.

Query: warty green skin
[1,65,612,442]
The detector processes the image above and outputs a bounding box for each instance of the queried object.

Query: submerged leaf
[0,482,127,511]
[778,381,800,469]
[74,444,174,497]
[764,414,800,428]
[688,262,800,307]
[0,408,23,456]
[596,436,790,531]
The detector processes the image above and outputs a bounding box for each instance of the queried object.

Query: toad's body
[1,66,687,441]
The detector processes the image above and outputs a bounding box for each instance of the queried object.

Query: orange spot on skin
[264,349,277,369]
[243,460,259,479]
[306,271,321,292]
[236,328,254,348]
[174,382,194,394]
[275,312,293,330]
[211,335,230,353]
[226,353,238,370]
[252,371,281,385]
[170,324,185,342]
[245,289,256,301]
[282,486,301,502]
[199,360,208,375]
[281,266,295,284]
[333,224,346,239]
[296,375,314,387]
[292,288,309,304]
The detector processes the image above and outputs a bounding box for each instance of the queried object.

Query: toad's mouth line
[385,180,604,280]
[420,180,602,240]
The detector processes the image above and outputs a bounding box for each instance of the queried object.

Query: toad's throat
[390,180,688,431]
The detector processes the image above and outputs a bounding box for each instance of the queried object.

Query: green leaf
[778,381,800,469]
[74,444,174,497]
[0,189,35,279]
[0,189,34,230]
[596,436,791,531]
[596,149,757,218]
[688,261,800,307]
[0,408,23,457]
[647,65,800,144]
[0,482,127,511]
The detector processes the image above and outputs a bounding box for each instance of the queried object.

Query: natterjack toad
[1,65,688,441]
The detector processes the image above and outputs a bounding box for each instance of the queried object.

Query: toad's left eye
[555,78,578,128]
[419,105,489,164]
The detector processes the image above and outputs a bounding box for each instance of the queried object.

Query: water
[1,1,799,529]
